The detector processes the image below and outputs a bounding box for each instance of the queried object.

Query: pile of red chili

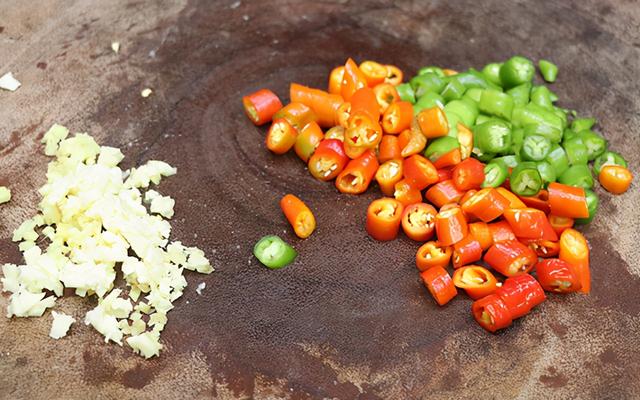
[242,57,633,333]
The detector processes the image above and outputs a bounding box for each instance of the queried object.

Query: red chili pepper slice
[394,179,423,207]
[401,203,437,242]
[435,205,468,246]
[452,158,485,191]
[416,241,452,271]
[535,258,582,293]
[503,207,558,241]
[425,180,465,208]
[461,188,510,222]
[420,266,458,306]
[487,220,516,243]
[452,235,483,268]
[494,274,545,319]
[366,198,404,241]
[472,294,513,333]
[308,139,349,181]
[547,182,589,219]
[518,189,550,214]
[484,240,538,277]
[403,154,439,190]
[243,89,283,126]
[335,150,379,194]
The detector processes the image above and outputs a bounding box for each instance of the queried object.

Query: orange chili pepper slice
[461,188,510,222]
[365,198,404,241]
[349,87,380,122]
[547,182,589,218]
[401,203,437,242]
[378,135,401,164]
[468,221,493,251]
[435,205,468,246]
[559,228,590,294]
[416,107,449,138]
[382,101,413,134]
[518,189,550,214]
[393,179,422,207]
[290,83,343,128]
[359,60,388,87]
[599,165,633,194]
[453,265,499,299]
[420,266,458,306]
[242,88,283,126]
[273,102,318,132]
[375,159,403,197]
[433,148,462,169]
[403,154,439,190]
[335,150,379,194]
[416,241,452,271]
[399,128,427,158]
[452,235,483,269]
[328,66,345,95]
[457,123,473,160]
[341,58,368,101]
[324,126,345,142]
[308,139,349,181]
[425,179,465,209]
[373,83,399,114]
[548,214,574,236]
[280,194,316,239]
[337,102,351,128]
[266,118,297,155]
[294,121,324,162]
[384,65,403,86]
[487,220,516,243]
[495,187,527,209]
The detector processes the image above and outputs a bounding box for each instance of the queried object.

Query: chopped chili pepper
[547,182,589,218]
[425,179,465,208]
[416,107,449,138]
[521,238,560,258]
[457,123,474,160]
[308,139,349,181]
[416,241,452,271]
[401,203,437,241]
[294,121,324,162]
[549,214,574,236]
[399,128,427,158]
[335,150,379,194]
[266,118,297,155]
[453,266,499,300]
[324,126,345,141]
[535,258,581,293]
[366,198,404,241]
[479,89,514,121]
[396,82,415,103]
[384,65,403,86]
[437,168,453,183]
[468,222,493,250]
[343,141,368,160]
[452,235,483,268]
[435,205,468,246]
[452,158,485,191]
[484,240,537,277]
[472,294,512,332]
[487,220,517,243]
[495,273,545,319]
[499,56,535,89]
[482,160,509,188]
[382,101,413,134]
[459,190,478,222]
[461,188,510,222]
[593,151,627,175]
[273,102,318,132]
[520,134,551,162]
[328,66,345,95]
[495,187,527,209]
[341,58,368,101]
[375,159,403,196]
[378,135,401,163]
[518,189,550,214]
[599,165,633,195]
[403,154,439,190]
[420,266,458,306]
[559,228,590,294]
[253,235,297,269]
[243,89,283,126]
[280,194,316,239]
[373,83,399,114]
[538,59,558,83]
[433,148,462,169]
[290,83,343,128]
[503,207,557,241]
[359,60,388,87]
[424,136,459,162]
[474,119,512,154]
[510,162,542,197]
[559,165,594,190]
[349,87,380,122]
[394,179,422,207]
[337,102,351,128]
[345,112,382,150]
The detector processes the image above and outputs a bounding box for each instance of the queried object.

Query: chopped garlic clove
[50,311,75,339]
[97,146,125,167]
[7,289,55,318]
[141,88,153,98]
[150,194,175,219]
[196,282,206,295]
[126,332,162,359]
[0,186,11,204]
[41,124,70,156]
[0,72,21,91]
[111,42,120,54]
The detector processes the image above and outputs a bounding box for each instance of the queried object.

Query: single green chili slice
[511,128,525,154]
[445,109,462,138]
[413,92,445,114]
[530,86,553,109]
[444,99,478,127]
[418,66,445,77]
[396,83,416,104]
[479,89,515,120]
[463,87,483,103]
[510,161,543,196]
[499,56,535,89]
[562,136,589,165]
[506,82,532,107]
[547,88,559,103]
[538,59,558,83]
[494,154,520,169]
[511,103,564,132]
[536,161,557,186]
[576,130,607,160]
[570,117,596,132]
[474,119,512,154]
[524,123,562,143]
[562,128,577,141]
[558,165,594,189]
[592,151,628,175]
[475,151,497,163]
[482,160,509,188]
[545,144,570,176]
[441,77,466,102]
[575,189,599,225]
[482,62,503,86]
[253,235,297,269]
[410,72,446,98]
[475,114,492,125]
[456,68,501,90]
[424,136,460,162]
[552,107,569,130]
[521,134,552,161]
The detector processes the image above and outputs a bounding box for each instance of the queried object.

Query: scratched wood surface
[0,1,639,399]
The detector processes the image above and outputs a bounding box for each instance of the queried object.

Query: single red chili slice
[452,235,483,269]
[484,240,538,277]
[401,203,437,242]
[535,258,582,293]
[243,89,283,126]
[420,266,458,306]
[494,274,546,319]
[452,158,485,191]
[472,294,512,333]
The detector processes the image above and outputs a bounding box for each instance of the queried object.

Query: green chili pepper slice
[506,82,532,107]
[524,123,562,143]
[511,128,525,154]
[456,68,501,90]
[545,144,570,177]
[558,165,594,189]
[445,110,462,138]
[570,117,596,132]
[418,66,445,77]
[396,83,416,104]
[547,88,559,103]
[536,161,557,186]
[521,134,552,161]
[475,114,492,125]
[441,77,466,102]
[479,89,515,120]
[410,72,446,98]
[576,130,607,160]
[575,189,599,225]
[552,107,569,130]
[512,103,564,132]
[424,136,460,162]
[562,136,589,165]
[474,119,512,154]
[562,128,577,141]
[463,87,483,103]
[592,151,628,175]
[510,162,543,196]
[413,92,445,114]
[253,235,297,269]
[538,60,558,83]
[482,160,509,188]
[530,86,553,109]
[482,62,503,86]
[444,99,478,128]
[494,154,520,169]
[499,56,535,89]
[475,151,497,163]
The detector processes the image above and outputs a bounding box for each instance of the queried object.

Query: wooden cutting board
[1,1,639,398]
